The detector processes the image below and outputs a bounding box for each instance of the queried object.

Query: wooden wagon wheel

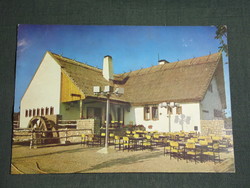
[28,116,59,144]
[29,116,48,131]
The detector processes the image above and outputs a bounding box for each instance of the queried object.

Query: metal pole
[169,114,171,132]
[79,99,83,119]
[105,94,110,148]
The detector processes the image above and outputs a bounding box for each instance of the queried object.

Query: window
[41,108,44,116]
[45,107,49,115]
[167,106,173,115]
[25,110,28,117]
[32,109,36,116]
[37,108,40,116]
[152,106,159,120]
[202,110,209,113]
[50,107,54,115]
[29,109,32,117]
[208,83,213,92]
[33,109,36,116]
[144,106,150,120]
[176,106,182,114]
[214,109,222,117]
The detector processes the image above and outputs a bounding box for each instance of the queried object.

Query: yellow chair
[122,137,134,152]
[152,134,162,146]
[109,133,115,144]
[142,135,153,151]
[100,133,106,146]
[190,137,198,143]
[114,135,122,150]
[101,133,105,137]
[203,143,220,163]
[169,141,183,161]
[199,140,208,162]
[126,131,131,136]
[133,134,139,138]
[163,138,171,156]
[212,136,222,142]
[178,133,185,141]
[206,138,214,149]
[187,139,195,143]
[198,136,207,140]
[199,140,208,146]
[81,134,87,146]
[87,134,100,147]
[185,142,200,163]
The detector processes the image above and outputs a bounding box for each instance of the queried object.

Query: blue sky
[15,25,231,117]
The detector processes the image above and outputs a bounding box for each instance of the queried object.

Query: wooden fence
[12,128,92,149]
[13,121,20,129]
[57,120,77,128]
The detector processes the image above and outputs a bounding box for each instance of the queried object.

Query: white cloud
[17,38,30,54]
[17,39,28,47]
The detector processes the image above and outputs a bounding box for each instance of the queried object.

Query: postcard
[11,25,234,174]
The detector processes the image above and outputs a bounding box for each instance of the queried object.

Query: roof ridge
[50,52,102,73]
[116,52,221,77]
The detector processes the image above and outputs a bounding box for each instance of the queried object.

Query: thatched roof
[49,52,127,102]
[49,52,226,108]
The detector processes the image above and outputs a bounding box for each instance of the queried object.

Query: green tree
[215,25,228,56]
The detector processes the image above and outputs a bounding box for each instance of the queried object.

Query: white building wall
[125,103,201,133]
[200,77,223,120]
[20,52,61,128]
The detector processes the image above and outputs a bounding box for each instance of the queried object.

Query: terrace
[11,130,235,174]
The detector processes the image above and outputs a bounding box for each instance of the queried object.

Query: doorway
[87,107,102,132]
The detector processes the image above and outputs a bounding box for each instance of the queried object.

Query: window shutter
[176,106,182,114]
[167,106,173,115]
[144,106,150,120]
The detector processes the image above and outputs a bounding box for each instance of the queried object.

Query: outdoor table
[159,135,169,140]
[129,137,145,151]
[196,144,208,163]
[159,135,168,138]
[135,131,146,137]
[86,134,101,147]
[158,135,169,145]
[178,141,208,162]
[184,136,190,141]
[95,135,105,146]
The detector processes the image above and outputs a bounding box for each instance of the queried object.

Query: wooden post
[105,94,110,148]
[80,99,83,119]
[30,132,33,149]
[65,128,68,143]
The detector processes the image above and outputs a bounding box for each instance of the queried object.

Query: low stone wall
[57,119,95,143]
[77,119,95,132]
[200,120,225,136]
[58,128,92,144]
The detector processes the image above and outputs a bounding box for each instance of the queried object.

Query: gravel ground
[11,143,235,174]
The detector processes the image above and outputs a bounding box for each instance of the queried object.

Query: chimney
[158,59,170,65]
[103,55,114,81]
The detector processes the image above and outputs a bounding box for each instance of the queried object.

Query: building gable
[60,70,85,102]
[20,52,61,127]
